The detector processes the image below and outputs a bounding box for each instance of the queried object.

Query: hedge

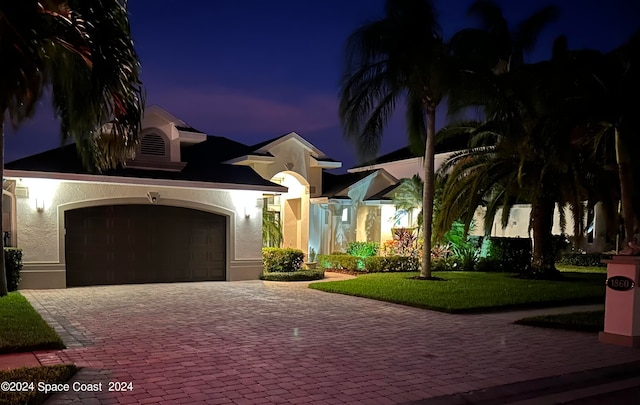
[4,248,23,292]
[557,252,610,267]
[319,254,419,272]
[262,248,304,273]
[481,237,531,273]
[260,270,325,281]
[363,256,420,272]
[318,254,360,270]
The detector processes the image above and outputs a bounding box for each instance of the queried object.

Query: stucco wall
[11,176,264,287]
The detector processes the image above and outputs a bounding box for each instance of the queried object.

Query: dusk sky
[4,0,638,172]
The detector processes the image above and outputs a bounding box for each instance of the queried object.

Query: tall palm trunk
[530,197,558,278]
[420,105,436,278]
[0,110,8,296]
[615,128,636,245]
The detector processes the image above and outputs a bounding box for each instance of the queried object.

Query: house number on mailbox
[606,276,635,291]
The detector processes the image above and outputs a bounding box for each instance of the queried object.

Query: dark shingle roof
[365,183,401,201]
[5,141,283,189]
[175,125,204,134]
[321,171,375,198]
[351,135,470,169]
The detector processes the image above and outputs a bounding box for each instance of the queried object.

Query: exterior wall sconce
[35,199,45,213]
[244,206,251,219]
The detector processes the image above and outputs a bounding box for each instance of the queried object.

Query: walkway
[6,279,640,404]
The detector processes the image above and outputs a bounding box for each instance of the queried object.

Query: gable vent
[140,133,166,156]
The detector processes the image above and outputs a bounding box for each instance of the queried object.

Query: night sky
[4,0,638,172]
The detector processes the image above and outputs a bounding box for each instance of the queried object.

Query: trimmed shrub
[481,237,531,273]
[557,252,610,267]
[363,255,420,272]
[432,256,463,272]
[475,257,508,272]
[318,254,360,271]
[262,248,304,273]
[4,248,23,292]
[260,270,325,281]
[346,241,379,258]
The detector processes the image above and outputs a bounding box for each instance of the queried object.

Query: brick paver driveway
[22,281,640,404]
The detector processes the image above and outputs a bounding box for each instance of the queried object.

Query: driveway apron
[21,281,640,404]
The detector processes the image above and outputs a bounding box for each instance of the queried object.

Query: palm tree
[574,32,640,247]
[0,0,144,296]
[339,0,449,279]
[262,205,283,248]
[449,0,559,75]
[435,62,618,278]
[391,175,423,236]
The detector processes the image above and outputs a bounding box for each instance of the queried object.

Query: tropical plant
[0,0,144,296]
[570,31,640,246]
[391,175,424,236]
[346,241,379,258]
[339,0,450,279]
[435,60,617,278]
[262,205,283,248]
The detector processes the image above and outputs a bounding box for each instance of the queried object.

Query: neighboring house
[348,146,609,252]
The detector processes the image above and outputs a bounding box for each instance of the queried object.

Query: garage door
[65,205,226,287]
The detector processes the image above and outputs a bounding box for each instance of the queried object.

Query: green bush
[260,270,325,281]
[432,256,463,272]
[4,248,23,292]
[346,241,379,258]
[363,256,420,272]
[481,237,531,273]
[475,257,509,272]
[452,245,479,272]
[557,252,610,267]
[262,248,304,273]
[318,254,360,270]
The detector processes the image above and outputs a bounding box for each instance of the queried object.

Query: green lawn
[515,310,605,332]
[309,271,605,313]
[0,293,65,354]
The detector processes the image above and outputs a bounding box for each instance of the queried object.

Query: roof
[365,183,401,201]
[351,134,471,169]
[321,171,375,198]
[4,142,285,190]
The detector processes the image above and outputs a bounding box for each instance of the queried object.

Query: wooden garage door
[65,205,226,287]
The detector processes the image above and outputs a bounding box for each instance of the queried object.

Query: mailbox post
[599,256,640,348]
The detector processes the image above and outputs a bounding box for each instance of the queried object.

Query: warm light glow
[35,199,45,213]
[19,178,61,213]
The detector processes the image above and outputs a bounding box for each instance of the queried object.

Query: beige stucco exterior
[5,174,266,289]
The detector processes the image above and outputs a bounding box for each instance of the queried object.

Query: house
[2,106,291,289]
[4,105,398,289]
[4,105,606,290]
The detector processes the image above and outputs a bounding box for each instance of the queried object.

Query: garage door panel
[65,205,226,286]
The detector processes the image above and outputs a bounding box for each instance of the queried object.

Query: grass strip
[0,293,65,354]
[0,364,77,405]
[515,310,605,332]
